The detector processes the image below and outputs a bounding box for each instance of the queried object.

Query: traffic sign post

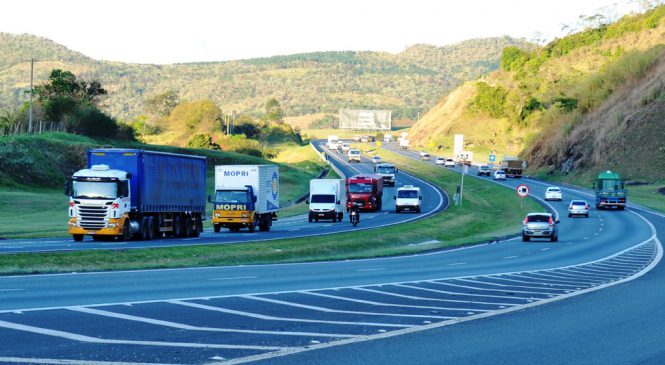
[516,184,529,209]
[489,154,496,163]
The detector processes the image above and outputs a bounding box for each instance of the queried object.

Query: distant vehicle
[419,151,428,157]
[594,170,627,209]
[394,185,422,213]
[346,174,383,211]
[341,143,350,152]
[399,139,409,150]
[353,135,361,142]
[477,165,491,176]
[421,153,431,161]
[523,213,559,242]
[307,179,345,223]
[348,149,362,163]
[457,151,473,166]
[361,136,369,143]
[493,169,506,180]
[384,134,393,142]
[211,165,279,233]
[336,145,343,153]
[545,187,563,201]
[66,149,206,242]
[435,157,445,165]
[327,135,339,150]
[374,163,398,186]
[568,200,590,218]
[372,155,382,164]
[444,158,455,167]
[501,159,524,178]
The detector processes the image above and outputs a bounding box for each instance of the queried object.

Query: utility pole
[28,58,35,134]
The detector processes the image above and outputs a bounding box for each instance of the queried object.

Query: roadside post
[516,184,529,209]
[460,164,468,207]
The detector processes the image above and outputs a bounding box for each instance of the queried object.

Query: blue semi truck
[65,149,207,242]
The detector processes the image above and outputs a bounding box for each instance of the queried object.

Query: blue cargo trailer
[66,149,206,242]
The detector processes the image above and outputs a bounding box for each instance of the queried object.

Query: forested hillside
[409,5,665,181]
[0,33,530,122]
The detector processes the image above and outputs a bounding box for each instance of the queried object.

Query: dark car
[522,213,559,242]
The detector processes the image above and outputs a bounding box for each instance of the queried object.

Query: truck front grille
[76,205,109,230]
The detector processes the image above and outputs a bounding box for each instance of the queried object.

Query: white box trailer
[212,165,279,232]
[307,179,345,222]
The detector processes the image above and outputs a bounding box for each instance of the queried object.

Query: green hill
[408,5,665,182]
[0,33,530,122]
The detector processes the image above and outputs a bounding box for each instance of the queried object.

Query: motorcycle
[349,202,361,227]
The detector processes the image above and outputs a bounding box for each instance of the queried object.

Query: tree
[264,98,284,123]
[145,90,179,118]
[186,133,220,150]
[34,69,107,122]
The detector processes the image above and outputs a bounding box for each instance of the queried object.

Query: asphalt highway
[0,141,662,364]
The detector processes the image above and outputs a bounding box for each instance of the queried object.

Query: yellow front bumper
[68,218,124,236]
[212,210,254,224]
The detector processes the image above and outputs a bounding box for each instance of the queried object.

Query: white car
[348,149,361,163]
[444,158,455,167]
[421,153,431,161]
[419,151,428,157]
[493,170,507,180]
[341,143,350,152]
[545,187,563,201]
[435,157,445,165]
[372,155,382,164]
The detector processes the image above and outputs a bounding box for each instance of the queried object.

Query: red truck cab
[346,174,383,211]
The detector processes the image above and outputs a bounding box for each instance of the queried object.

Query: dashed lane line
[209,276,258,281]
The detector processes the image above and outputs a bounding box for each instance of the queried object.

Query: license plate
[88,231,97,234]
[318,213,325,216]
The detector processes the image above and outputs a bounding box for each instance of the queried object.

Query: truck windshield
[215,190,249,203]
[73,181,118,199]
[311,194,335,203]
[376,167,395,174]
[348,183,372,193]
[397,190,418,199]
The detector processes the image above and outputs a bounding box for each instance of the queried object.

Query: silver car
[522,213,559,242]
[568,200,590,218]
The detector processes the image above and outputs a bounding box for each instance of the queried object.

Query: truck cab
[374,163,398,186]
[67,164,131,241]
[394,185,422,213]
[307,179,345,222]
[346,174,383,211]
[594,170,627,209]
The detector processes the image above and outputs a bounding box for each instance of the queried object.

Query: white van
[394,185,422,213]
[307,179,345,222]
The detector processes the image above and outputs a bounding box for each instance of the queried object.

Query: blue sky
[1,0,643,64]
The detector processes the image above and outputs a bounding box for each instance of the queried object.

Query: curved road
[0,141,662,364]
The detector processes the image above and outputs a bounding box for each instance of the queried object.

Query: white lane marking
[401,283,531,301]
[0,289,23,292]
[354,287,515,306]
[562,267,624,279]
[540,248,550,251]
[356,268,385,272]
[524,272,603,284]
[170,300,411,328]
[433,281,555,297]
[504,255,518,259]
[446,262,466,266]
[493,275,583,288]
[456,278,569,293]
[303,291,483,313]
[288,229,300,232]
[0,358,180,365]
[69,307,353,338]
[209,276,258,281]
[324,224,333,227]
[0,319,285,351]
[243,295,452,319]
[182,238,201,241]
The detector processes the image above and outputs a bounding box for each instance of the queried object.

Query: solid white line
[488,275,582,288]
[288,229,300,232]
[356,268,385,272]
[0,358,181,365]
[243,295,452,319]
[0,319,285,351]
[303,291,481,313]
[209,276,258,281]
[432,281,555,297]
[411,283,533,301]
[540,247,550,251]
[446,262,466,266]
[523,271,604,284]
[456,278,569,292]
[69,307,354,338]
[0,289,23,292]
[353,287,514,306]
[504,255,518,259]
[169,300,411,328]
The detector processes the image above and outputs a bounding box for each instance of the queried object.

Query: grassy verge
[0,146,541,275]
[0,188,69,239]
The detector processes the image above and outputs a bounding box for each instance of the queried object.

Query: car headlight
[214,213,221,218]
[108,223,117,228]
[241,213,248,218]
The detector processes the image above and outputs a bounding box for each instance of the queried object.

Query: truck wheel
[416,208,421,213]
[118,221,132,242]
[184,216,193,237]
[146,218,155,240]
[338,212,343,221]
[191,215,202,237]
[522,235,530,242]
[308,215,313,223]
[248,223,256,233]
[73,234,84,242]
[213,224,221,233]
[173,215,183,238]
[332,215,337,223]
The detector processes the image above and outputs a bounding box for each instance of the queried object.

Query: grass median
[0,147,541,275]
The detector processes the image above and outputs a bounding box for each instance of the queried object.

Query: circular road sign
[516,184,529,198]
[376,141,383,147]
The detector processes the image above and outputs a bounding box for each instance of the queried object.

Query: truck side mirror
[64,180,71,196]
[252,196,257,203]
[208,195,212,203]
[419,196,422,200]
[305,200,309,204]
[393,196,396,200]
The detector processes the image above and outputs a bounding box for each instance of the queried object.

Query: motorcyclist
[349,201,361,225]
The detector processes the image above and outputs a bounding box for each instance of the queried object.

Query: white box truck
[327,135,339,150]
[399,139,409,150]
[307,179,345,222]
[211,165,279,232]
